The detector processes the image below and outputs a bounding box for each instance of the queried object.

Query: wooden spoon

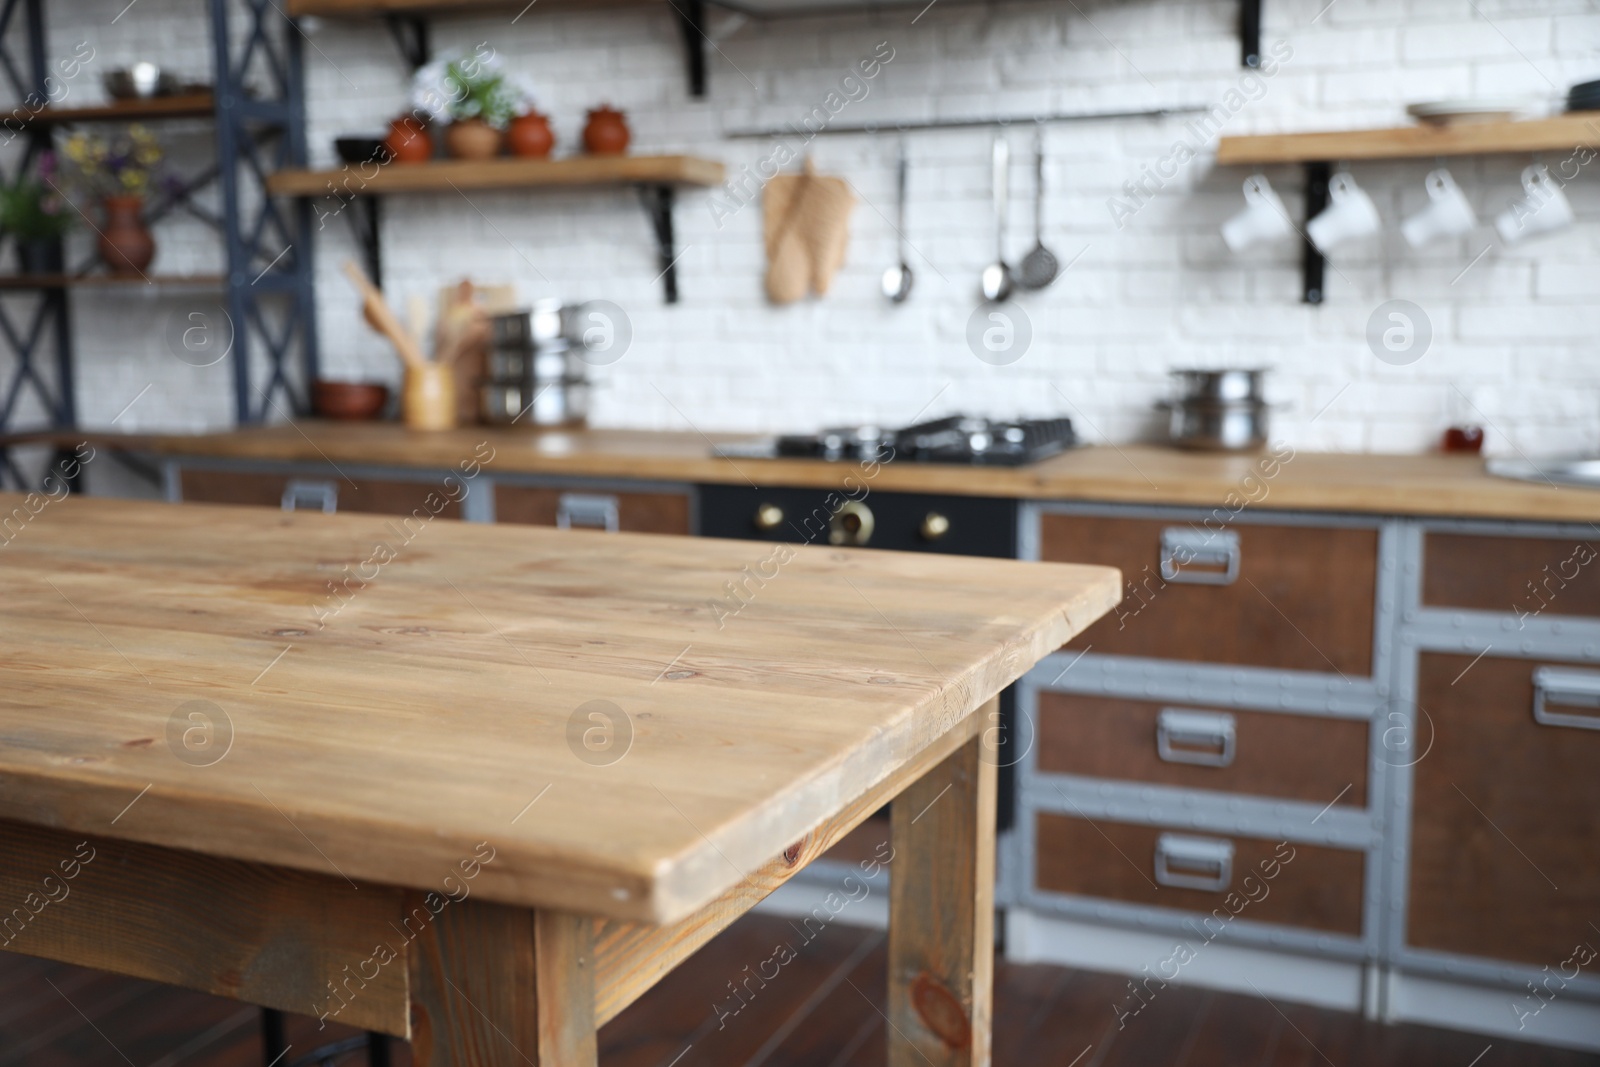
[340,260,426,368]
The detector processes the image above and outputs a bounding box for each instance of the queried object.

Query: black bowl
[335,137,392,166]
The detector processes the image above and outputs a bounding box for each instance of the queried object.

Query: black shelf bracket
[1302,160,1330,305]
[343,195,383,289]
[1240,0,1261,67]
[673,0,708,98]
[383,13,430,71]
[639,184,679,305]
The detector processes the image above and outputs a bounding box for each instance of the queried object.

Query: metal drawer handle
[1532,666,1600,731]
[281,479,338,514]
[1157,708,1236,767]
[557,493,620,532]
[1159,527,1240,585]
[1154,833,1234,892]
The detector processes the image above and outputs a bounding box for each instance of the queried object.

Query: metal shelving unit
[0,0,318,490]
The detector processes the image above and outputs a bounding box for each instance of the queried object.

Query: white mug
[1307,172,1381,253]
[1401,169,1478,249]
[1495,163,1574,245]
[1221,174,1293,252]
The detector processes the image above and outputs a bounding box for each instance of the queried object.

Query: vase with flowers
[62,124,163,275]
[411,50,535,161]
[0,151,70,275]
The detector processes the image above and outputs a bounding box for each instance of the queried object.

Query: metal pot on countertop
[1159,368,1271,451]
[481,300,593,428]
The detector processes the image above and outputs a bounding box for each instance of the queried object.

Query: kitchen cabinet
[495,485,691,535]
[178,467,464,519]
[1408,651,1600,965]
[1041,512,1380,675]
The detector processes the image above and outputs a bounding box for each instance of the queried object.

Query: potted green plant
[62,124,163,275]
[0,151,71,275]
[412,51,534,161]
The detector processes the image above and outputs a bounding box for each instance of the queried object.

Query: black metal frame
[211,0,319,422]
[0,0,74,490]
[1239,0,1261,68]
[1302,160,1330,305]
[262,1008,391,1067]
[639,183,679,304]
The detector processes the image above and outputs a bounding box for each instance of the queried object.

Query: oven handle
[1154,833,1234,892]
[1532,666,1600,731]
[1160,527,1240,585]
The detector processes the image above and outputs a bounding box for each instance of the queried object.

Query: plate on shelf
[1406,99,1533,126]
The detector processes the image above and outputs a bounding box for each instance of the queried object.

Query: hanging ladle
[1018,125,1059,290]
[980,132,1014,303]
[880,139,913,304]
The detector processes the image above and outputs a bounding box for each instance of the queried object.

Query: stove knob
[753,503,785,532]
[920,511,951,541]
[829,500,875,547]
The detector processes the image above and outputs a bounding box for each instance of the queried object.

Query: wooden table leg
[888,717,997,1067]
[409,896,597,1066]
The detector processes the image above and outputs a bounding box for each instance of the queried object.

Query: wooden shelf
[265,154,726,197]
[1217,113,1600,166]
[7,93,215,128]
[0,274,225,290]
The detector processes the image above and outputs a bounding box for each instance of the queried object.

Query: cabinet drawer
[1409,652,1600,966]
[1035,691,1366,808]
[1035,813,1364,936]
[179,469,463,519]
[494,486,689,535]
[1041,513,1377,675]
[1423,531,1600,621]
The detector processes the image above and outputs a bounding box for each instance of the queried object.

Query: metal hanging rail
[719,105,1213,141]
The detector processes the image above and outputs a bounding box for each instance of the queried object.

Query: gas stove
[767,415,1076,466]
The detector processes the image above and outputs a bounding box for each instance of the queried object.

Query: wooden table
[0,495,1118,1065]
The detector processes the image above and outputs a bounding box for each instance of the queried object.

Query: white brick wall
[29,0,1600,456]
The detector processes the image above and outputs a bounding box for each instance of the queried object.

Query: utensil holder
[403,363,456,431]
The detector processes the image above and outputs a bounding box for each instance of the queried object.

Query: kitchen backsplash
[41,0,1600,454]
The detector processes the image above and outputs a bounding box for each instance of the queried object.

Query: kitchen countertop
[69,422,1600,522]
[0,493,1116,923]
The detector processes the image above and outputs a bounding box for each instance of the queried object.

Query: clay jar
[98,195,155,276]
[444,117,503,161]
[506,110,555,158]
[384,116,433,164]
[582,106,630,155]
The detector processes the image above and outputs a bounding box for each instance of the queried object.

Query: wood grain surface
[265,155,725,197]
[887,730,996,1067]
[1217,113,1600,166]
[101,422,1600,521]
[0,494,1116,925]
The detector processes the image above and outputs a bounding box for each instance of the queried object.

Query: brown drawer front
[495,486,690,536]
[1423,531,1600,620]
[1041,514,1377,675]
[179,469,463,519]
[1035,813,1364,936]
[1036,692,1366,808]
[1410,652,1600,965]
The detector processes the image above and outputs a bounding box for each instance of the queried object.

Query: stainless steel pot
[1169,368,1267,403]
[1160,398,1269,452]
[481,379,590,427]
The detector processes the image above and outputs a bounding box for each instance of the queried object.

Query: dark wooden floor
[0,912,1594,1067]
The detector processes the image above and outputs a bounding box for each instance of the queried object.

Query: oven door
[696,484,1017,557]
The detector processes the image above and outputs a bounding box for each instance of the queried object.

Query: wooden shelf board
[265,154,726,197]
[1216,112,1600,166]
[0,274,225,290]
[8,93,215,127]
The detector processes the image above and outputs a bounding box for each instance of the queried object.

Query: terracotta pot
[384,116,433,164]
[98,195,154,276]
[506,111,555,159]
[402,363,456,431]
[583,105,631,155]
[445,118,503,161]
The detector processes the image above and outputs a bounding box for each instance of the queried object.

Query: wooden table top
[0,495,1118,924]
[77,422,1600,522]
